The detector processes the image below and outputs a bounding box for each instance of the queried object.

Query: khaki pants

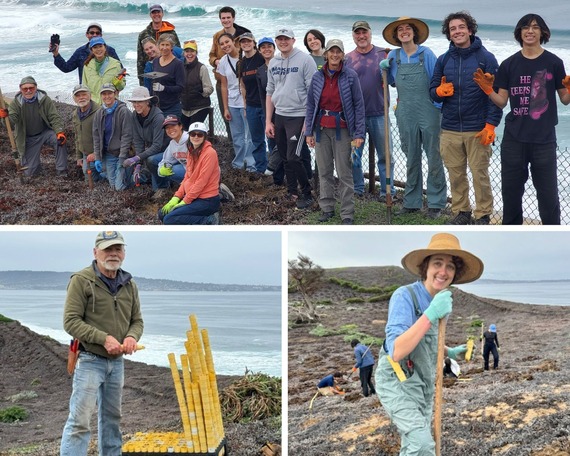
[440,129,493,219]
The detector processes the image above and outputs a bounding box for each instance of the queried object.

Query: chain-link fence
[20,89,569,225]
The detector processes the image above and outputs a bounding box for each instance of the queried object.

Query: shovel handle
[434,317,447,456]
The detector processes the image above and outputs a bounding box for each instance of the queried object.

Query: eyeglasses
[190,132,205,138]
[20,86,36,92]
[87,31,102,36]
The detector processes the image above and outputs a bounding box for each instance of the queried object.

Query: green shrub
[0,406,28,423]
[7,391,37,402]
[309,324,339,337]
[470,319,484,328]
[0,314,14,323]
[346,297,365,304]
[316,299,333,305]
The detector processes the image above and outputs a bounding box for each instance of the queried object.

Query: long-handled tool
[0,86,27,183]
[382,69,392,224]
[434,317,447,456]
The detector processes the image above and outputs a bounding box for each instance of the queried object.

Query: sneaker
[296,195,314,210]
[203,212,220,225]
[219,183,235,202]
[397,207,419,216]
[341,218,353,225]
[448,211,472,225]
[474,215,491,225]
[318,211,335,222]
[378,193,399,203]
[264,169,274,176]
[426,208,442,219]
[56,170,68,177]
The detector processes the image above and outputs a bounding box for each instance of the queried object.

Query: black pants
[274,114,312,198]
[359,364,376,397]
[483,344,499,370]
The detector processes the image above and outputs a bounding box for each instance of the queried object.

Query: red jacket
[175,140,220,204]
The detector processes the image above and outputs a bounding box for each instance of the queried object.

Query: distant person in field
[376,233,483,454]
[317,372,345,395]
[350,339,376,397]
[481,323,500,370]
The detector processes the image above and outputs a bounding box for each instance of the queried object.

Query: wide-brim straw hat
[401,233,484,284]
[382,16,429,47]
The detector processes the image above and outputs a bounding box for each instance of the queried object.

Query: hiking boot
[341,218,353,225]
[397,207,419,216]
[219,183,235,202]
[151,188,170,201]
[318,211,335,222]
[56,169,68,177]
[285,193,298,204]
[426,208,443,219]
[474,214,491,225]
[448,211,472,225]
[296,195,314,210]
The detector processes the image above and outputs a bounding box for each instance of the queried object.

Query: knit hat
[401,233,484,284]
[19,76,37,87]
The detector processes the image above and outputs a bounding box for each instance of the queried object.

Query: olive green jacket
[63,262,144,359]
[71,100,100,159]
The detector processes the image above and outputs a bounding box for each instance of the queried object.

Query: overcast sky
[288,229,570,281]
[0,229,281,286]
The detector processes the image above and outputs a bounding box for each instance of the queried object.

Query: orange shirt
[174,140,220,204]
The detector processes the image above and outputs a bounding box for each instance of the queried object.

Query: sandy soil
[288,266,570,456]
[0,320,280,456]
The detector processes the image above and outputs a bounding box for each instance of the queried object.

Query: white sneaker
[264,169,273,176]
[219,183,235,202]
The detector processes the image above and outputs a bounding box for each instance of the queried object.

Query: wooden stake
[434,317,447,456]
[382,69,392,224]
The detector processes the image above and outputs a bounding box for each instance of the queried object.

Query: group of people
[2,8,569,225]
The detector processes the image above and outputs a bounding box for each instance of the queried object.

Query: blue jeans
[159,195,221,225]
[229,106,256,171]
[165,163,186,186]
[352,115,395,195]
[104,155,126,191]
[60,352,124,456]
[246,105,268,173]
[80,156,105,182]
[146,153,170,190]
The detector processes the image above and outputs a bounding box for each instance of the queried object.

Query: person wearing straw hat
[481,323,500,370]
[380,17,447,220]
[375,233,483,454]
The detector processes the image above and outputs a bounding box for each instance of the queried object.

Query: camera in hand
[48,34,60,53]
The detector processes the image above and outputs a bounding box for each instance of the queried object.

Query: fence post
[368,138,376,194]
[208,107,215,138]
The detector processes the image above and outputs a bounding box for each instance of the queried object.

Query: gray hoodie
[266,48,317,117]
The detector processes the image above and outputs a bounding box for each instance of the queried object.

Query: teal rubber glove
[380,58,392,70]
[158,164,174,177]
[172,200,186,210]
[423,289,452,324]
[447,344,467,360]
[161,196,180,215]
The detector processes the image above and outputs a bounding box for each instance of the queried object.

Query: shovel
[382,69,392,224]
[0,85,27,183]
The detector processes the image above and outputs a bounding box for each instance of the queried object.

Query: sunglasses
[20,86,36,92]
[87,31,102,36]
[190,132,205,138]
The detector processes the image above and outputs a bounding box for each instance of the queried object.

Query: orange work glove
[0,108,8,118]
[435,76,454,97]
[475,123,496,146]
[57,132,67,145]
[352,367,357,372]
[473,68,495,95]
[562,75,570,92]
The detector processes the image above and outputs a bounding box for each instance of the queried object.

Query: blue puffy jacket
[305,62,366,141]
[430,36,502,132]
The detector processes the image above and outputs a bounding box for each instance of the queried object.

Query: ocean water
[0,289,282,377]
[2,0,570,149]
[457,281,570,306]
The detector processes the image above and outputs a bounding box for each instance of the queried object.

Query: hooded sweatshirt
[158,131,189,168]
[63,262,144,359]
[266,48,317,117]
[131,105,168,161]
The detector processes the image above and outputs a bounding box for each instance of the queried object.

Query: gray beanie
[19,76,37,86]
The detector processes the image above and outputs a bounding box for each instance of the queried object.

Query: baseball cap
[99,83,116,94]
[238,32,255,41]
[86,22,102,33]
[72,84,91,95]
[258,37,275,47]
[275,28,295,39]
[324,39,344,53]
[149,3,163,12]
[89,37,106,48]
[352,20,371,32]
[95,231,126,250]
[162,115,181,128]
[183,40,198,51]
